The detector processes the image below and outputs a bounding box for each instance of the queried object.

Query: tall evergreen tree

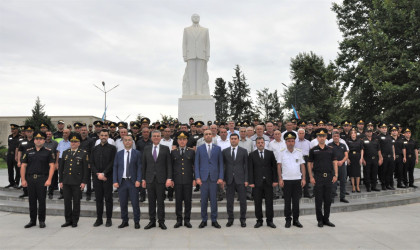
[255,88,282,121]
[24,97,55,132]
[213,77,229,121]
[228,65,255,121]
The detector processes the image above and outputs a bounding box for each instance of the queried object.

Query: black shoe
[139,196,146,202]
[212,221,221,229]
[58,195,64,200]
[159,222,167,230]
[61,222,72,227]
[397,184,406,188]
[105,219,112,227]
[318,221,324,227]
[93,220,103,227]
[184,221,192,228]
[303,194,313,198]
[168,197,173,201]
[324,221,335,227]
[267,221,276,228]
[273,195,280,200]
[19,193,28,198]
[285,221,291,228]
[48,194,53,200]
[293,221,303,228]
[345,192,350,195]
[381,185,387,191]
[39,222,46,228]
[194,187,200,192]
[198,221,207,228]
[386,186,395,190]
[409,184,418,188]
[217,197,223,201]
[371,187,380,192]
[4,184,13,188]
[226,221,233,227]
[13,184,19,189]
[356,189,361,193]
[174,221,182,228]
[118,221,129,228]
[340,198,349,203]
[144,221,156,230]
[240,221,246,228]
[72,223,78,228]
[24,221,36,228]
[86,194,91,201]
[254,221,263,228]
[135,223,140,229]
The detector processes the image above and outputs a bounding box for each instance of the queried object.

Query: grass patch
[0,159,6,169]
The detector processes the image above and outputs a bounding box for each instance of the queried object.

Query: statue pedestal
[178,95,216,123]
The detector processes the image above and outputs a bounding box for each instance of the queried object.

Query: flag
[101,106,108,121]
[292,104,300,119]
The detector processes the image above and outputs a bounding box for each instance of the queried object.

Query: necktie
[181,148,184,156]
[207,144,211,158]
[153,146,157,162]
[232,147,235,161]
[260,151,264,159]
[126,151,130,178]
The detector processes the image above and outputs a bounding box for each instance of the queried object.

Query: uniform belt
[408,154,412,158]
[315,173,330,178]
[27,174,46,179]
[351,151,358,154]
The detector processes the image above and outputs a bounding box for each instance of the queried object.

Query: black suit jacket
[59,149,89,185]
[142,144,172,184]
[222,146,248,185]
[248,149,278,187]
[171,147,195,185]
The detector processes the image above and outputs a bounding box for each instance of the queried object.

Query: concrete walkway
[0,203,419,249]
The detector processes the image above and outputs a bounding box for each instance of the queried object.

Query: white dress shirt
[268,139,286,162]
[216,138,231,151]
[278,148,305,180]
[160,138,173,152]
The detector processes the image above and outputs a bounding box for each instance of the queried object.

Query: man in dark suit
[195,129,224,229]
[113,135,142,229]
[171,131,195,228]
[142,130,172,230]
[248,136,278,228]
[59,133,89,228]
[222,133,248,227]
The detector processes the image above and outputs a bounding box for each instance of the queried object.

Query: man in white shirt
[277,132,306,229]
[160,128,174,152]
[238,127,253,154]
[268,130,286,199]
[251,125,270,149]
[295,128,312,198]
[216,128,230,151]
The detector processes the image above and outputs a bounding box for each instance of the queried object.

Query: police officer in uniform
[109,122,119,141]
[171,131,195,228]
[403,128,419,188]
[362,129,381,192]
[90,120,104,141]
[17,125,35,198]
[377,123,395,190]
[80,123,95,201]
[20,132,55,228]
[5,124,20,188]
[59,133,89,227]
[307,128,338,228]
[53,120,65,139]
[391,126,405,188]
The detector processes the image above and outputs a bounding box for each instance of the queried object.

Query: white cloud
[0,0,342,122]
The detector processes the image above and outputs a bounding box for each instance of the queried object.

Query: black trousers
[86,167,93,195]
[93,176,113,220]
[405,155,416,185]
[253,179,273,222]
[174,183,192,222]
[313,175,332,223]
[146,178,166,223]
[363,158,378,188]
[283,179,301,222]
[27,175,47,222]
[380,156,395,187]
[7,153,19,185]
[226,181,247,222]
[63,184,81,223]
[395,155,405,185]
[302,156,311,195]
[48,170,59,195]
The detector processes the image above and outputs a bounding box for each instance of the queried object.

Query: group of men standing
[4,117,418,230]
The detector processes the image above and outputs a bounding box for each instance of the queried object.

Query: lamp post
[93,81,119,121]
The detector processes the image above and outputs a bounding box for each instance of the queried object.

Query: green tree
[332,0,420,134]
[255,88,282,121]
[160,114,175,123]
[24,97,55,132]
[228,65,255,121]
[213,78,229,121]
[282,52,343,121]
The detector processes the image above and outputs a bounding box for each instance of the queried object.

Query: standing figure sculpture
[182,14,210,96]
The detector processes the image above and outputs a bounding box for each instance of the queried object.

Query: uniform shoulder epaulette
[328,146,333,148]
[295,148,302,152]
[45,147,51,151]
[280,148,286,152]
[64,148,71,152]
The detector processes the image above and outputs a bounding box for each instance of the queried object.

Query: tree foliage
[255,88,282,121]
[227,65,256,121]
[24,97,55,132]
[213,77,229,121]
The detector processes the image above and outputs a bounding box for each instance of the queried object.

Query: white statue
[182,14,210,96]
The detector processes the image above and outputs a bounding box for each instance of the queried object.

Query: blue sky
[0,0,342,122]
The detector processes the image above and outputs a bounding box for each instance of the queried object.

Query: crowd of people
[4,117,419,230]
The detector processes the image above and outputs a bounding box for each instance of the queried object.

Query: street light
[93,81,120,121]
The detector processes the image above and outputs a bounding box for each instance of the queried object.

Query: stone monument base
[178,96,216,123]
